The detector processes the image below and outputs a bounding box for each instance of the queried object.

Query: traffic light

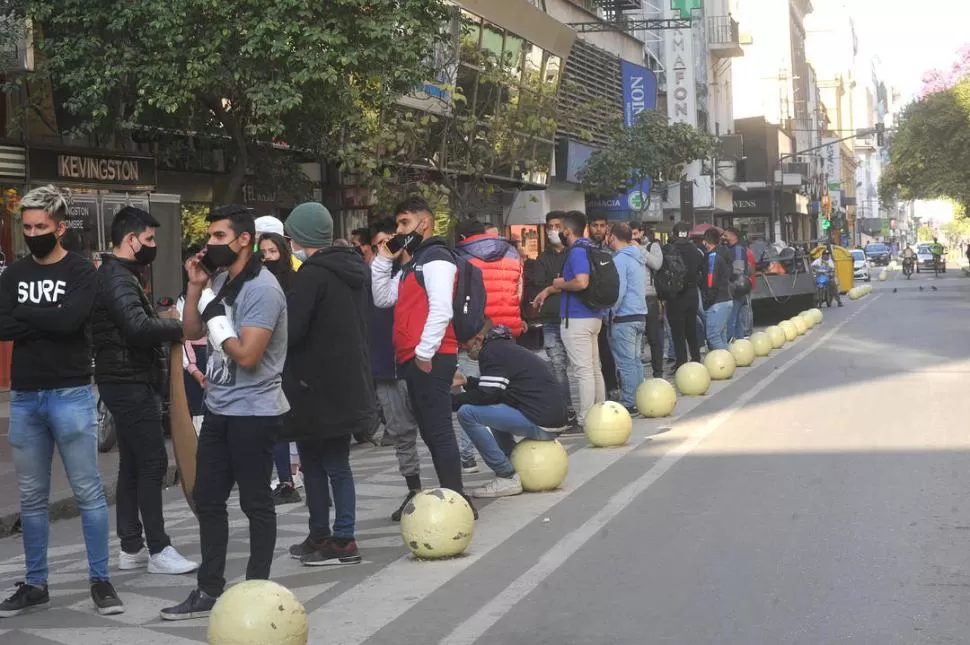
[876,123,885,147]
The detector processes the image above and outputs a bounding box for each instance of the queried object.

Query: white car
[851,249,871,282]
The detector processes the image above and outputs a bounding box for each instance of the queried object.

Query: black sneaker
[273,483,302,506]
[301,539,362,566]
[391,490,419,522]
[559,423,584,436]
[289,536,317,560]
[461,457,479,474]
[90,580,124,616]
[461,493,480,520]
[624,405,640,417]
[160,588,217,621]
[0,582,50,618]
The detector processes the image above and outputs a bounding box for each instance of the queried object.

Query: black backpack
[577,245,620,310]
[655,244,688,300]
[416,249,487,343]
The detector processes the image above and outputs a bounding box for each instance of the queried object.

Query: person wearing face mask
[526,211,576,430]
[280,201,377,567]
[91,206,199,577]
[453,320,568,498]
[254,215,302,271]
[371,195,476,518]
[162,205,288,621]
[0,185,124,617]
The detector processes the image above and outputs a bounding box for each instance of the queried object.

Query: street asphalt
[0,267,967,645]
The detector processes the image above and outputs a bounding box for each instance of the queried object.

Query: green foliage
[880,77,970,210]
[917,224,938,242]
[336,39,596,221]
[577,111,719,205]
[7,0,450,202]
[939,215,970,247]
[180,204,209,247]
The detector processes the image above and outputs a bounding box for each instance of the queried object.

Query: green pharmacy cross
[671,0,702,19]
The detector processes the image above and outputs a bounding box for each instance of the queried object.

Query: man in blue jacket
[608,223,648,414]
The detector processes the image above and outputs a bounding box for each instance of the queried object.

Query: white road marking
[441,297,880,645]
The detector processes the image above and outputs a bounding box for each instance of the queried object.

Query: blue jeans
[729,297,748,341]
[452,351,479,461]
[274,441,293,485]
[456,404,556,478]
[9,386,110,585]
[611,321,645,408]
[297,436,355,540]
[542,325,573,411]
[705,301,731,350]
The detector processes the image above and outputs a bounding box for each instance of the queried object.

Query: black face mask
[134,243,157,266]
[25,232,58,259]
[205,242,239,268]
[558,232,569,246]
[391,232,423,256]
[263,259,281,275]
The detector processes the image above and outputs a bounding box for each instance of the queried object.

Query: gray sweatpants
[375,379,420,478]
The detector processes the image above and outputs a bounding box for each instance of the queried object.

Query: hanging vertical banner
[588,60,658,217]
[821,137,842,212]
[664,15,696,127]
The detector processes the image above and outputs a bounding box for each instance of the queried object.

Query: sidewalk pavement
[0,392,177,537]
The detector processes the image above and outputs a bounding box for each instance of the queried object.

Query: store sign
[29,148,156,187]
[731,193,772,214]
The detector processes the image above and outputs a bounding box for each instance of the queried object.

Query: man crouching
[453,320,569,498]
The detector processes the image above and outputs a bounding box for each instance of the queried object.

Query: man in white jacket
[632,224,664,378]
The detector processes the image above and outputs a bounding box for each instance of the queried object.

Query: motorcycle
[902,256,914,279]
[814,271,833,308]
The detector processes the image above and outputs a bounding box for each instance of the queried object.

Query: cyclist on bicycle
[929,238,944,273]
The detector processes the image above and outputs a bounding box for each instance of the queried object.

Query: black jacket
[92,254,182,387]
[702,246,733,309]
[451,331,568,428]
[282,247,377,441]
[526,245,567,324]
[668,238,706,292]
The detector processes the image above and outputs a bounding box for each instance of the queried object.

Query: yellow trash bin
[811,245,854,293]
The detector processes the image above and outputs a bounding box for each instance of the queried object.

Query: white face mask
[546,229,561,245]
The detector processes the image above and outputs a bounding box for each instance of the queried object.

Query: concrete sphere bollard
[791,316,808,335]
[635,378,677,418]
[766,325,787,348]
[675,361,712,396]
[208,580,308,645]
[510,439,569,491]
[704,349,737,380]
[779,320,798,341]
[583,401,633,447]
[400,488,475,559]
[729,338,756,367]
[750,332,773,356]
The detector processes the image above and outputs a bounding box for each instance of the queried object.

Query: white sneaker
[148,546,199,575]
[118,548,149,571]
[292,471,304,490]
[470,474,523,499]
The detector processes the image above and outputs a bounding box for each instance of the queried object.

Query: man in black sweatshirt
[700,227,733,350]
[453,320,569,498]
[92,206,197,576]
[0,185,124,617]
[664,221,706,368]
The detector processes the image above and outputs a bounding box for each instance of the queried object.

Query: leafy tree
[879,77,970,212]
[917,224,938,242]
[577,110,719,206]
[6,0,450,202]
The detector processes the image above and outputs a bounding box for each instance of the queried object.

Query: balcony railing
[707,16,743,58]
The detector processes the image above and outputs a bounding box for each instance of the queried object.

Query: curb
[0,464,179,539]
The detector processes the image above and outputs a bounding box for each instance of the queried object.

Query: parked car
[851,249,871,282]
[916,243,946,273]
[864,243,891,266]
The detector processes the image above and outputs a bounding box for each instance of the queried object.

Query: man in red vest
[371,196,475,517]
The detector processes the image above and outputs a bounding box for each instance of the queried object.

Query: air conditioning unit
[0,15,34,74]
[783,162,809,176]
[718,133,743,160]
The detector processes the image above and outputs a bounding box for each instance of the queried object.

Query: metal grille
[558,39,623,147]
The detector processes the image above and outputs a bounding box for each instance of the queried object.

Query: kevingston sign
[58,155,141,182]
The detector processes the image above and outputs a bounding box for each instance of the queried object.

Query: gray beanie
[285,202,333,248]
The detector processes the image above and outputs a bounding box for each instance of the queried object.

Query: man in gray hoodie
[632,223,664,378]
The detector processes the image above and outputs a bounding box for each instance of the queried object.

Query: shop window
[503,34,524,81]
[510,225,541,260]
[459,11,482,66]
[522,43,545,87]
[481,22,504,67]
[543,54,562,91]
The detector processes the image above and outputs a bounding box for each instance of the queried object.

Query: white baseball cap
[255,215,285,237]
